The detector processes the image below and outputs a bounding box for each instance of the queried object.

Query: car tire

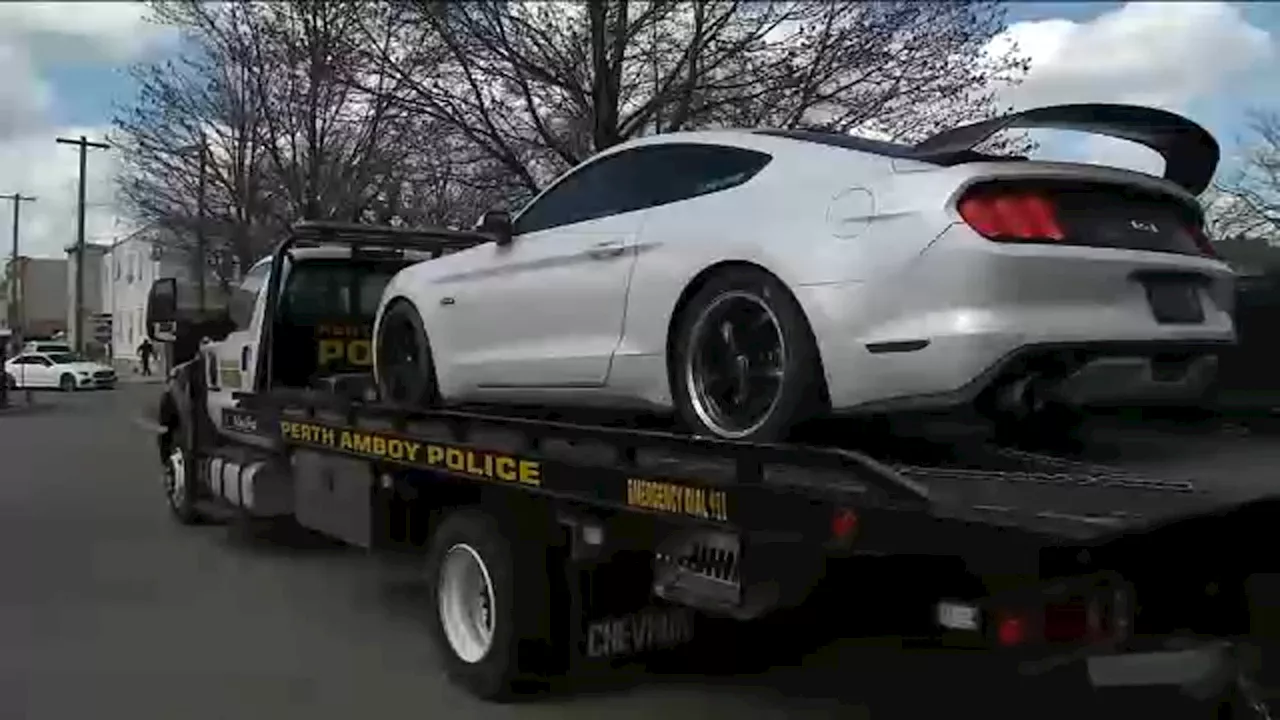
[375,299,439,408]
[426,509,554,701]
[671,266,825,443]
[3,373,15,390]
[59,373,76,392]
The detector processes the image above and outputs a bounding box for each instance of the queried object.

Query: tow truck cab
[147,244,425,438]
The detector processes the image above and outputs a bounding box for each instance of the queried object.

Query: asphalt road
[0,386,882,720]
[5,386,1273,719]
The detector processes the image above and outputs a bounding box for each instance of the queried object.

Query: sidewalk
[116,368,166,385]
[112,357,167,385]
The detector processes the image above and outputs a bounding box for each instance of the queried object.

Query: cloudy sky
[1,1,1277,261]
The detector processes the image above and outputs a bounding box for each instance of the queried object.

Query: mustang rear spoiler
[913,104,1220,195]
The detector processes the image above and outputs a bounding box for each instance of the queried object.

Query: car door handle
[241,346,250,371]
[586,241,627,260]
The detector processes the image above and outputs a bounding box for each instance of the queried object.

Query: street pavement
[0,386,880,720]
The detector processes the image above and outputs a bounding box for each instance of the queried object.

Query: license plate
[1145,280,1204,324]
[937,601,981,631]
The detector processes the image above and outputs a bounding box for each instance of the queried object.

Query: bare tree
[113,1,281,276]
[114,1,459,270]
[357,0,1028,201]
[1214,109,1280,243]
[235,1,420,223]
[118,0,1029,246]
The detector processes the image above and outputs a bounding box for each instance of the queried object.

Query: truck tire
[671,266,824,443]
[375,299,439,408]
[426,509,554,701]
[162,422,204,525]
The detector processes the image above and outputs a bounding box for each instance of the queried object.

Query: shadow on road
[220,519,355,555]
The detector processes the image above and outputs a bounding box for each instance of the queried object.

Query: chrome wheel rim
[437,543,496,664]
[684,290,786,439]
[165,448,187,510]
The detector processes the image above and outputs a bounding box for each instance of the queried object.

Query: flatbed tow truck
[142,221,1280,717]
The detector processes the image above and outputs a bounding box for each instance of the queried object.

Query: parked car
[374,103,1235,442]
[4,351,117,391]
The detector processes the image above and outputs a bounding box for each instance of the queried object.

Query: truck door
[206,259,275,446]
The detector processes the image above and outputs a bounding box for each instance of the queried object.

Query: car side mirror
[146,278,178,341]
[475,210,514,247]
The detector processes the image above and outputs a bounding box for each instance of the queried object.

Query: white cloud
[0,2,173,262]
[987,2,1274,175]
[0,127,123,256]
[0,1,174,64]
[993,2,1273,112]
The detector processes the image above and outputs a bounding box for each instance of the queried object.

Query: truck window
[231,262,272,331]
[280,263,401,323]
[272,259,407,389]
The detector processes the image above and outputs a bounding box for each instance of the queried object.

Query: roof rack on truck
[288,219,491,255]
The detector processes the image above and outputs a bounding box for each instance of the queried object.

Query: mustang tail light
[957,188,1066,243]
[992,593,1122,649]
[1185,222,1219,259]
[956,181,1219,260]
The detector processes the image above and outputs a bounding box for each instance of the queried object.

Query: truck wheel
[426,509,553,701]
[163,429,203,525]
[60,373,77,392]
[671,266,824,443]
[375,299,439,408]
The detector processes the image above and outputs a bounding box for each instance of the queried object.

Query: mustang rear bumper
[1084,642,1237,696]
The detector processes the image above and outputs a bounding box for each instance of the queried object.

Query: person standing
[137,337,155,376]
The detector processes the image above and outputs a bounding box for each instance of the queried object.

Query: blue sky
[2,1,1278,259]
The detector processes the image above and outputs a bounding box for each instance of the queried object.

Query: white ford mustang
[373,103,1235,442]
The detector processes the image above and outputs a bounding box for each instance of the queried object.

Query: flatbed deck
[238,387,1267,556]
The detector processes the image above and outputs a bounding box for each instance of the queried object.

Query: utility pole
[56,135,110,354]
[0,193,35,339]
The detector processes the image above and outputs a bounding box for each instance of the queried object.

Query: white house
[103,228,228,371]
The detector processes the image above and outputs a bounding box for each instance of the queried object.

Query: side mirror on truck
[146,278,179,342]
[474,210,513,247]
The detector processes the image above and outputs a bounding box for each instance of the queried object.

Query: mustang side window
[514,152,650,235]
[641,144,773,209]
